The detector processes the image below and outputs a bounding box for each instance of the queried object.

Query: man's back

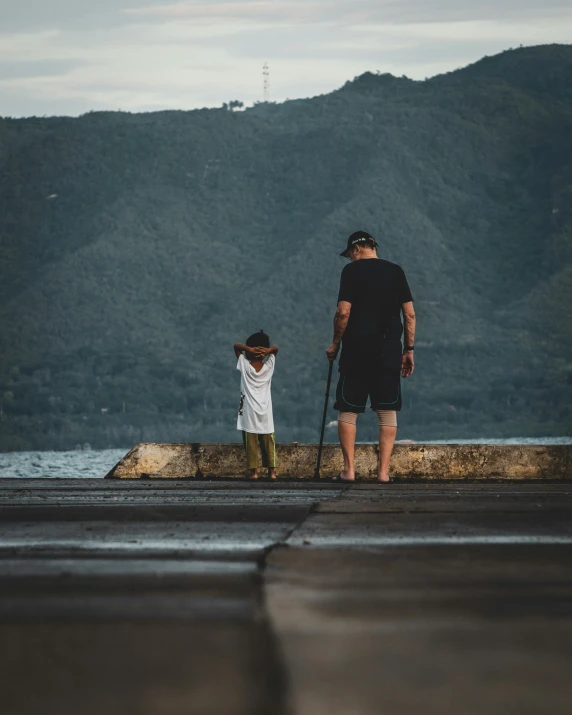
[338,258,412,344]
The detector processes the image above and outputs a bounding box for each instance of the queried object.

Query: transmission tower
[263,62,270,102]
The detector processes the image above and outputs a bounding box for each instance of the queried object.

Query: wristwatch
[403,345,414,352]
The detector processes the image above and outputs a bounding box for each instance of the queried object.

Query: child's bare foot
[377,473,391,483]
[250,469,259,480]
[269,468,277,480]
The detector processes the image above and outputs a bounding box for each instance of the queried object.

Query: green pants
[242,432,276,470]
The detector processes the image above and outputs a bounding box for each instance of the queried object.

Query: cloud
[2,0,570,34]
[0,0,174,32]
[0,85,109,117]
[0,59,83,80]
[126,0,572,25]
[200,20,543,64]
[0,0,571,117]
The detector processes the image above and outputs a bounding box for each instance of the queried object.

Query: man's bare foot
[377,474,391,483]
[250,469,259,480]
[269,469,277,480]
[334,471,355,482]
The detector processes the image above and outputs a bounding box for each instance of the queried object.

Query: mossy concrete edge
[105,443,572,480]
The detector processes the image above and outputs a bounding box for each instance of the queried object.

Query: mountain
[1,44,571,451]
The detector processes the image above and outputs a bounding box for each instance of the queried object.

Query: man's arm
[401,301,416,378]
[326,301,351,361]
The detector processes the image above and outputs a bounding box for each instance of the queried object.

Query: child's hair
[246,329,270,349]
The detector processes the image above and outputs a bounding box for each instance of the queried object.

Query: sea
[0,438,570,479]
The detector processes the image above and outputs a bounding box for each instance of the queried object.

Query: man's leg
[372,367,402,483]
[376,411,397,482]
[334,372,366,482]
[338,412,358,481]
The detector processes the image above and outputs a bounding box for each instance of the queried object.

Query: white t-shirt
[236,353,275,434]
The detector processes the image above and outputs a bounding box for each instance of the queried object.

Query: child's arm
[256,344,278,358]
[234,342,251,359]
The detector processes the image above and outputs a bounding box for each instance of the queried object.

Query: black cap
[340,230,379,258]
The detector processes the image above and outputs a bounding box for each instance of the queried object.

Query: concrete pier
[106,442,572,479]
[1,478,571,714]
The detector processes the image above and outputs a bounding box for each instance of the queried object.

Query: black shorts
[334,369,402,413]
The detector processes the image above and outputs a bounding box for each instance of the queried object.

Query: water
[0,449,127,479]
[0,438,570,479]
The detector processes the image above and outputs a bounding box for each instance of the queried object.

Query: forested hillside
[1,44,571,450]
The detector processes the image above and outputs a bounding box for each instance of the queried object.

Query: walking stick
[314,360,334,480]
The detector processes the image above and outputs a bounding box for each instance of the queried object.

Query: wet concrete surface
[0,480,571,714]
[267,484,572,715]
[0,480,340,715]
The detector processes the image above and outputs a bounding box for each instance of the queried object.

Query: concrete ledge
[105,443,572,480]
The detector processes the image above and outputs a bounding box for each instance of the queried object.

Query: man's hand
[401,351,414,378]
[326,343,340,362]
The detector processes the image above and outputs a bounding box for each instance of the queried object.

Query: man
[326,230,415,483]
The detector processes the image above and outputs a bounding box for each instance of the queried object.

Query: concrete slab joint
[105,443,572,480]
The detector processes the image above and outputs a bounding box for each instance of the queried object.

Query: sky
[0,0,570,117]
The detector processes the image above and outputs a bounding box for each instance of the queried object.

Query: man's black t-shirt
[337,258,413,374]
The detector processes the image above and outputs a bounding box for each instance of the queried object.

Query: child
[234,330,279,480]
